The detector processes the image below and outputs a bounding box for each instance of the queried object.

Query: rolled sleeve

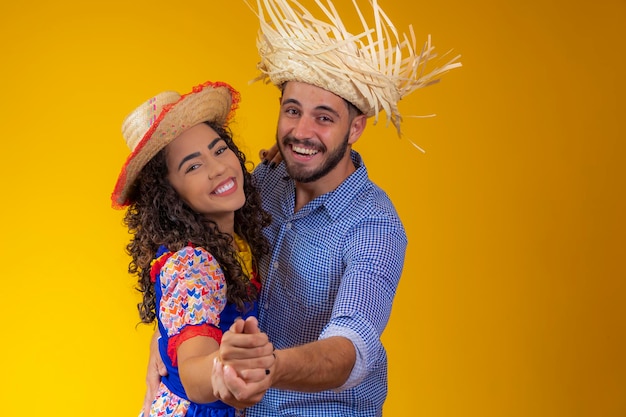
[320,323,369,391]
[324,222,407,390]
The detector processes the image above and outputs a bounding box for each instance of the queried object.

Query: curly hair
[123,121,271,324]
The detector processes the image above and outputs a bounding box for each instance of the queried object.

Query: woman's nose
[207,159,226,180]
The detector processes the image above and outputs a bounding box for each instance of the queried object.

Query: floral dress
[140,236,260,417]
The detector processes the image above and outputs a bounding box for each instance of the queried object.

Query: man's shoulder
[331,187,404,246]
[253,161,289,189]
[343,173,399,217]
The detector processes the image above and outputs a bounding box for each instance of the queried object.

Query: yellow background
[1,0,624,416]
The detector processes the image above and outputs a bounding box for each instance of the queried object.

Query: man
[213,80,406,416]
[210,1,461,416]
[144,0,460,415]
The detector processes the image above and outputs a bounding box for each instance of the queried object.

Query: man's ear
[348,114,367,145]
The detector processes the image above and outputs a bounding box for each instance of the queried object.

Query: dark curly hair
[123,121,271,324]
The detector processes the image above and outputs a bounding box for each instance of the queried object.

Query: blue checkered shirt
[247,151,407,417]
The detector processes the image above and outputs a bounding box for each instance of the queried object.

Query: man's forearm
[272,336,356,392]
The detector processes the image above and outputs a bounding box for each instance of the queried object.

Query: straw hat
[111,80,240,208]
[248,0,461,136]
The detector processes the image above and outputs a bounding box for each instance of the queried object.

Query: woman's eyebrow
[177,137,224,171]
[177,152,201,172]
[207,136,223,150]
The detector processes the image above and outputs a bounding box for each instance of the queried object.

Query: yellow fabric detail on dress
[233,234,253,280]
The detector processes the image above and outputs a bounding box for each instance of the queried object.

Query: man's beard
[278,132,350,183]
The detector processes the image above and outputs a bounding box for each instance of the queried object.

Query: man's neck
[293,156,356,213]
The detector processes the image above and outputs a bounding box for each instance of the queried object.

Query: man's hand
[142,331,167,416]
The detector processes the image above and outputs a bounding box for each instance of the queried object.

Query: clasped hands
[212,316,276,408]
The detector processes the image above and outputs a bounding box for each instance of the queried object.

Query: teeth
[215,179,234,195]
[292,145,318,155]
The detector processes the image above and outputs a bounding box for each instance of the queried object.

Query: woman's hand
[259,144,282,168]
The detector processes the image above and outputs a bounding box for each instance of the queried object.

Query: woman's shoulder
[152,245,223,285]
[165,246,221,273]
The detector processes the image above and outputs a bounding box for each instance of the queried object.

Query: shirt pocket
[284,237,333,310]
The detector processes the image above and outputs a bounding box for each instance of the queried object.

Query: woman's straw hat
[248,0,461,136]
[111,80,240,208]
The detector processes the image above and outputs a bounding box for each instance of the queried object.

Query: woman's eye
[216,145,229,155]
[185,163,200,173]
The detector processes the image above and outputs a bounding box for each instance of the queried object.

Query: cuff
[167,323,223,366]
[320,325,368,391]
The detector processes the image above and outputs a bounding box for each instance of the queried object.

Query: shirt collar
[282,150,368,220]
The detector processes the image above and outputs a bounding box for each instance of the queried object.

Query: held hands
[142,317,274,411]
[212,316,275,408]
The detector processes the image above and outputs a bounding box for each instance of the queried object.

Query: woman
[111,80,274,417]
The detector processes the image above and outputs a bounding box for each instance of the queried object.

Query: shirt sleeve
[158,246,227,365]
[320,217,407,390]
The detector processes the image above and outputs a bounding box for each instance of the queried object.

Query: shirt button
[264,303,269,310]
[273,262,279,270]
[286,222,292,230]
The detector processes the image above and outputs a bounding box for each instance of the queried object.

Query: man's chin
[285,164,317,183]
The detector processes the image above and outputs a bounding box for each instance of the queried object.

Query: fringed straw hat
[248,0,461,138]
[111,80,240,208]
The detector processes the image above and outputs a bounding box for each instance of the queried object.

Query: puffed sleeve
[157,246,227,366]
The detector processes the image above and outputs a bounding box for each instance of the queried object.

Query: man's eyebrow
[315,105,340,118]
[282,98,341,118]
[282,98,301,107]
